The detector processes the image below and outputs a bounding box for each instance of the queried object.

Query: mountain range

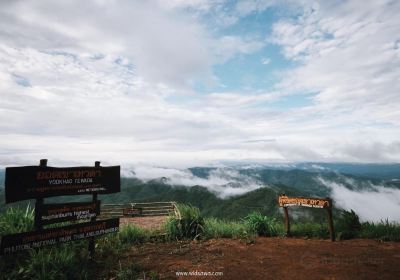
[1,163,399,221]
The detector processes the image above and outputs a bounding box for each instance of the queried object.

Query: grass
[359,220,400,242]
[0,204,34,235]
[119,224,152,245]
[204,218,254,239]
[0,241,91,280]
[0,206,157,280]
[245,212,278,237]
[115,263,159,280]
[165,203,204,240]
[288,222,330,238]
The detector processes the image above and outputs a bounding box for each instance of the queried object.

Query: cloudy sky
[1,0,399,167]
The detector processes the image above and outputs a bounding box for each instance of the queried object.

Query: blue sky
[0,0,399,167]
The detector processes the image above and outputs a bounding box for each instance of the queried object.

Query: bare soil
[122,237,400,280]
[120,216,168,230]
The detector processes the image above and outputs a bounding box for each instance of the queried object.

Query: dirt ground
[122,237,400,280]
[120,216,169,230]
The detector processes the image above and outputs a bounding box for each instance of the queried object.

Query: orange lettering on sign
[278,195,331,208]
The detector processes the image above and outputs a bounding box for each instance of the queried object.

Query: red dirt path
[122,237,400,280]
[117,216,400,279]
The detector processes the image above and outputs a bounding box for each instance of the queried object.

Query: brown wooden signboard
[37,201,100,225]
[5,165,120,203]
[278,195,335,241]
[0,218,119,255]
[278,195,331,208]
[2,160,121,257]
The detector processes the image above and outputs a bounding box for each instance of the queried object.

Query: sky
[0,0,399,167]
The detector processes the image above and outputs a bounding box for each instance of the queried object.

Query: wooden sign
[36,201,100,225]
[278,194,335,241]
[278,195,331,208]
[0,218,119,255]
[5,165,120,203]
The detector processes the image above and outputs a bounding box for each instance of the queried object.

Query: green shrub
[164,216,182,240]
[165,204,204,240]
[245,212,277,237]
[118,224,150,245]
[1,242,91,280]
[290,222,329,238]
[336,209,361,240]
[359,220,400,242]
[203,218,254,239]
[96,232,122,256]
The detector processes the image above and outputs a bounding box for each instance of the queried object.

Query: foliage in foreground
[336,209,362,240]
[288,222,330,238]
[245,212,278,237]
[203,218,254,239]
[359,220,400,242]
[165,204,204,240]
[1,241,91,280]
[0,207,156,280]
[0,205,34,236]
[115,263,159,280]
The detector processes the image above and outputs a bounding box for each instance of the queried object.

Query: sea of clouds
[122,165,400,222]
[123,165,263,199]
[318,177,400,222]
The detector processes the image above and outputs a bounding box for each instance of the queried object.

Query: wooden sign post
[88,161,100,259]
[35,159,47,231]
[1,159,121,256]
[278,195,335,241]
[283,206,290,236]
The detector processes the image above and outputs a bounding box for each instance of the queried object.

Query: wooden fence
[100,201,181,219]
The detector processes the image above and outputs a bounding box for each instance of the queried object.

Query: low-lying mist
[124,165,263,199]
[121,165,400,222]
[318,177,400,222]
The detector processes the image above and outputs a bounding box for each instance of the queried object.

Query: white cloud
[318,178,400,222]
[214,36,266,63]
[0,0,399,167]
[205,91,280,107]
[0,0,213,88]
[271,0,400,120]
[234,0,277,17]
[129,165,263,198]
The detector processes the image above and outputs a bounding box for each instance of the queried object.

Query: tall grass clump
[0,241,92,280]
[95,225,155,258]
[336,209,361,240]
[359,220,400,242]
[245,212,278,237]
[290,222,330,238]
[203,218,254,239]
[0,205,34,236]
[119,224,151,245]
[165,204,204,240]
